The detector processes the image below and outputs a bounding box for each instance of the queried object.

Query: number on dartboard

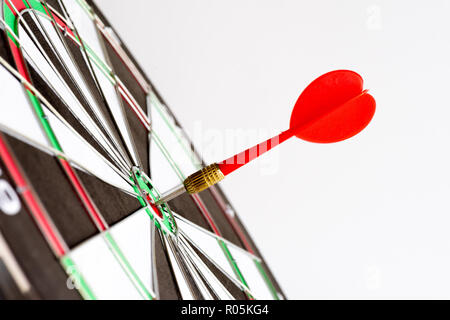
[0,168,21,216]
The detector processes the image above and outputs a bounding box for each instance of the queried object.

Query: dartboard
[0,0,284,300]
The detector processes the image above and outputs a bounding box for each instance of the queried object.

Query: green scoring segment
[129,167,177,235]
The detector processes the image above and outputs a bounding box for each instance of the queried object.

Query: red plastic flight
[218,70,376,176]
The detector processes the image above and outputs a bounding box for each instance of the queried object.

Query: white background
[97,0,450,299]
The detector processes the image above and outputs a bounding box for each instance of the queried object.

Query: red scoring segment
[0,135,67,257]
[218,70,376,176]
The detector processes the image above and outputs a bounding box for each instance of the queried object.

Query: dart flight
[157,70,376,204]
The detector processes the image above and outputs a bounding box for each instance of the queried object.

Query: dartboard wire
[150,232,207,299]
[177,235,236,300]
[24,1,150,136]
[0,133,96,299]
[2,4,131,175]
[146,93,152,176]
[163,233,201,299]
[169,233,220,300]
[174,234,215,300]
[173,212,261,262]
[175,236,216,300]
[20,51,131,176]
[149,90,281,299]
[3,0,155,300]
[43,3,152,133]
[4,21,131,176]
[39,2,166,144]
[18,0,149,167]
[184,191,281,300]
[154,228,182,299]
[178,235,241,300]
[101,230,154,300]
[149,219,160,299]
[0,122,137,197]
[178,230,254,298]
[172,224,233,300]
[28,5,134,171]
[48,0,148,168]
[147,95,161,300]
[88,8,143,171]
[43,0,139,169]
[148,92,199,166]
[44,2,152,132]
[11,6,133,172]
[0,51,132,186]
[207,186,257,253]
[64,0,151,94]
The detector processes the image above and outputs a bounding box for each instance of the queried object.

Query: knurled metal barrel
[184,163,225,194]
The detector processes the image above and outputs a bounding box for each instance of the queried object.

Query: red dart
[218,70,376,176]
[157,70,376,204]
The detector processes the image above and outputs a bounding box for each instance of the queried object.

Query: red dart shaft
[218,128,295,176]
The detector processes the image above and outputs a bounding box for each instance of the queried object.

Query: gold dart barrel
[184,163,225,194]
[155,163,225,204]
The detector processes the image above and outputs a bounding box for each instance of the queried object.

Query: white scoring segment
[17,15,124,165]
[0,64,50,149]
[61,0,105,62]
[12,13,137,194]
[174,214,250,292]
[109,207,154,295]
[45,111,134,194]
[16,17,134,186]
[174,213,275,299]
[61,0,140,167]
[227,245,275,300]
[69,231,143,300]
[149,94,199,193]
